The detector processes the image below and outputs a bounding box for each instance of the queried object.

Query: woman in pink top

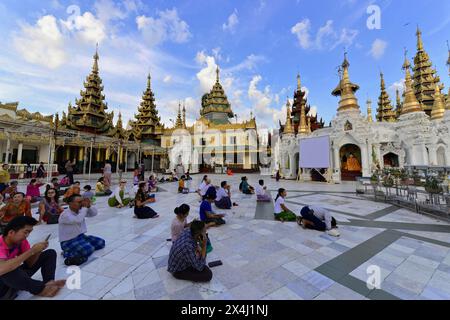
[26,179,44,203]
[171,204,191,242]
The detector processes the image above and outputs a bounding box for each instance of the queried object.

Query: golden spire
[298,96,308,134]
[376,72,396,122]
[307,116,311,133]
[92,43,99,73]
[366,99,373,122]
[431,85,445,120]
[116,112,123,129]
[297,73,301,91]
[283,99,295,134]
[216,66,220,83]
[147,73,151,90]
[175,102,183,127]
[401,50,422,115]
[332,52,360,112]
[416,26,424,52]
[182,102,186,128]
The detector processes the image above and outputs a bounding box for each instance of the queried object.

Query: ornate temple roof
[431,85,445,120]
[283,99,295,134]
[401,51,422,115]
[332,53,360,112]
[129,73,164,142]
[200,67,234,123]
[376,72,397,122]
[412,27,443,115]
[60,45,115,135]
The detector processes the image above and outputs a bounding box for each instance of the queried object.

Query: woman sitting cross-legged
[240,176,255,195]
[148,175,158,193]
[108,180,132,208]
[255,180,271,202]
[171,204,191,242]
[167,220,212,283]
[95,177,112,197]
[38,188,64,225]
[273,188,297,222]
[134,182,159,219]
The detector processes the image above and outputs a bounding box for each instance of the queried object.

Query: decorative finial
[416,25,424,51]
[92,44,99,72]
[216,66,220,83]
[297,73,301,91]
[402,48,411,70]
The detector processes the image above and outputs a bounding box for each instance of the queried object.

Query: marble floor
[11,173,450,300]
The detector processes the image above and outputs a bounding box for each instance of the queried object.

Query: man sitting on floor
[200,194,226,226]
[59,194,105,266]
[0,216,66,300]
[215,181,237,209]
[255,179,271,202]
[167,220,212,283]
[299,206,340,237]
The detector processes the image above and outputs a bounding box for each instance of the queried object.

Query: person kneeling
[59,195,105,266]
[0,216,66,300]
[108,180,131,208]
[167,220,212,283]
[200,194,225,226]
[299,206,339,237]
[134,182,159,219]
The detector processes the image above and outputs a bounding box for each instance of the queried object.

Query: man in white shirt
[299,205,339,236]
[59,194,105,266]
[215,181,238,209]
[255,180,271,202]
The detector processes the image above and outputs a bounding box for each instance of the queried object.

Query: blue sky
[0,0,449,130]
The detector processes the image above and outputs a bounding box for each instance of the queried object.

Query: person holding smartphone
[0,216,66,300]
[167,220,212,283]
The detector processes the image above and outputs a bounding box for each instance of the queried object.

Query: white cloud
[13,15,67,69]
[388,79,405,95]
[196,51,218,93]
[369,39,388,60]
[292,19,358,51]
[61,11,107,44]
[291,19,312,49]
[137,8,191,46]
[307,106,317,117]
[163,75,172,83]
[223,9,239,33]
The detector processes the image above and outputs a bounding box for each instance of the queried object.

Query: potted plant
[424,176,443,194]
[382,175,394,188]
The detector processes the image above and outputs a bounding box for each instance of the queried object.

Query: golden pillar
[78,147,84,162]
[95,148,101,162]
[105,147,111,160]
[120,146,124,164]
[65,146,71,161]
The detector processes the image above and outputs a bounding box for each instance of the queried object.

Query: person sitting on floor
[0,193,32,234]
[59,194,105,266]
[171,204,191,242]
[148,175,158,193]
[299,206,340,237]
[178,175,187,193]
[134,182,159,219]
[200,193,226,226]
[25,179,44,204]
[240,176,255,195]
[167,220,212,283]
[108,180,132,208]
[82,185,95,202]
[63,182,81,203]
[59,176,70,188]
[215,181,238,209]
[256,179,271,202]
[0,216,66,300]
[2,181,19,201]
[95,177,111,197]
[46,178,63,196]
[197,175,208,197]
[273,188,297,222]
[185,171,192,181]
[38,188,63,225]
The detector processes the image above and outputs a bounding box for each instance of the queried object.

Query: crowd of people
[0,161,340,299]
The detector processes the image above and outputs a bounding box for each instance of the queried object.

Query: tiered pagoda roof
[332,53,361,112]
[200,67,234,124]
[412,27,443,115]
[376,72,397,122]
[60,46,115,134]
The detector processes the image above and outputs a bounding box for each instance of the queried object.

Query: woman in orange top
[63,182,81,202]
[0,192,32,231]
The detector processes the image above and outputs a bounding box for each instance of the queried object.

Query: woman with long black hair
[134,182,159,219]
[274,188,297,222]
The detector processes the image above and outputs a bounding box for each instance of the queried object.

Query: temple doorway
[340,144,362,181]
[383,152,399,168]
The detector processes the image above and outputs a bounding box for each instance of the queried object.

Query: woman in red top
[0,192,32,232]
[26,179,44,203]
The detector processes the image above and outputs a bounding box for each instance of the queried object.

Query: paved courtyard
[14,173,450,300]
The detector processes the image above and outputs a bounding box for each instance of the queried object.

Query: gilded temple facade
[278,29,450,182]
[161,67,265,173]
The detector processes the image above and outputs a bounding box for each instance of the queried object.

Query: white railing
[6,164,59,179]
